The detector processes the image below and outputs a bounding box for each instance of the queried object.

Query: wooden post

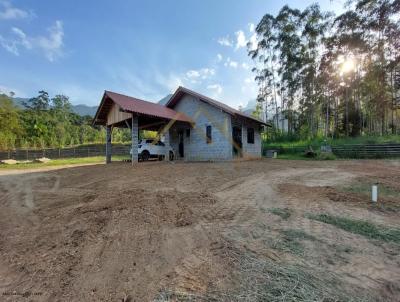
[106,125,112,164]
[131,115,138,165]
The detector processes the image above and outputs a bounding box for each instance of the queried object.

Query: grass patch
[307,213,400,244]
[0,155,129,170]
[155,247,371,301]
[317,152,337,160]
[264,134,400,149]
[272,229,317,256]
[273,152,337,161]
[275,153,312,160]
[281,229,317,241]
[268,207,292,219]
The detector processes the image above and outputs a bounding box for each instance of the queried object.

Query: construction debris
[1,159,17,165]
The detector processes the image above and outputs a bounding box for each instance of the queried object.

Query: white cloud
[0,34,18,55]
[0,0,31,20]
[0,84,26,97]
[217,36,233,47]
[244,77,252,84]
[12,27,31,48]
[0,20,64,62]
[186,70,200,79]
[185,68,215,83]
[224,57,238,68]
[248,32,258,51]
[37,20,64,61]
[207,84,222,95]
[242,62,250,70]
[235,30,247,49]
[249,23,255,32]
[229,61,238,68]
[217,53,223,62]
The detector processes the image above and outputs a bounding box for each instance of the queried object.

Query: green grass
[264,134,400,149]
[268,207,293,219]
[307,213,400,244]
[275,152,337,160]
[0,155,129,170]
[281,229,317,241]
[271,229,317,256]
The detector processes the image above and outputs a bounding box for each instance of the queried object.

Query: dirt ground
[0,159,399,301]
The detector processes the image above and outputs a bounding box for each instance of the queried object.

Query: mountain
[11,97,98,117]
[71,104,98,116]
[12,97,29,108]
[10,94,172,117]
[158,94,172,105]
[242,99,257,115]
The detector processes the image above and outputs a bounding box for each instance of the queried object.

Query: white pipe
[372,185,378,202]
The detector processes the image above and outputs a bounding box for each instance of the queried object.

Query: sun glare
[341,58,355,74]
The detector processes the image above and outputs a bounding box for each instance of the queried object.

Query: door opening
[232,126,242,157]
[178,130,184,158]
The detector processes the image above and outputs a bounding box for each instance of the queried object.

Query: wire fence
[0,144,131,161]
[263,143,400,158]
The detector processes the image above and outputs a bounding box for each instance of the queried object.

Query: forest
[0,91,130,150]
[249,0,400,142]
[1,0,399,151]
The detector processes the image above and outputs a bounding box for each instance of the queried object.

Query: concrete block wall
[131,115,139,162]
[173,94,233,161]
[242,121,262,158]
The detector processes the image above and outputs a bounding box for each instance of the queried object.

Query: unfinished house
[93,86,267,162]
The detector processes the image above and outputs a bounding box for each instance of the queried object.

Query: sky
[0,0,344,109]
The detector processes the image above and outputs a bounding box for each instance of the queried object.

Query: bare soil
[0,159,399,301]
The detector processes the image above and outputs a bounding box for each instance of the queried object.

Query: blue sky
[0,0,344,108]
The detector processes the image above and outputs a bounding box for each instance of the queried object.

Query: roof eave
[92,91,108,126]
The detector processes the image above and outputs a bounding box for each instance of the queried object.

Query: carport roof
[93,90,194,126]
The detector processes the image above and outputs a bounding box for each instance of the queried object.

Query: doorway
[178,130,184,158]
[232,126,242,157]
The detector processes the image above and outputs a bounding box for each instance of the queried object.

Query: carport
[92,91,194,164]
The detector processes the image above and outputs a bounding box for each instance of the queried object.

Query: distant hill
[12,97,29,108]
[158,94,172,105]
[71,104,98,116]
[10,95,173,117]
[242,99,257,116]
[11,97,98,117]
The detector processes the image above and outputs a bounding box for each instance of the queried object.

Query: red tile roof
[166,86,269,126]
[93,90,193,125]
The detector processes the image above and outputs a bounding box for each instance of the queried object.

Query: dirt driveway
[0,159,399,301]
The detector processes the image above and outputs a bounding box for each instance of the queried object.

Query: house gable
[172,94,233,161]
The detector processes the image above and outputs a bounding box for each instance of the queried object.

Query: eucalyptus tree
[352,0,400,134]
[249,13,280,129]
[298,4,332,137]
[274,6,303,134]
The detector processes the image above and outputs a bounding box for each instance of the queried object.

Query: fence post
[8,150,10,159]
[74,147,76,157]
[88,147,90,157]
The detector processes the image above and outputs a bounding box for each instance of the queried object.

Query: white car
[130,139,175,161]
